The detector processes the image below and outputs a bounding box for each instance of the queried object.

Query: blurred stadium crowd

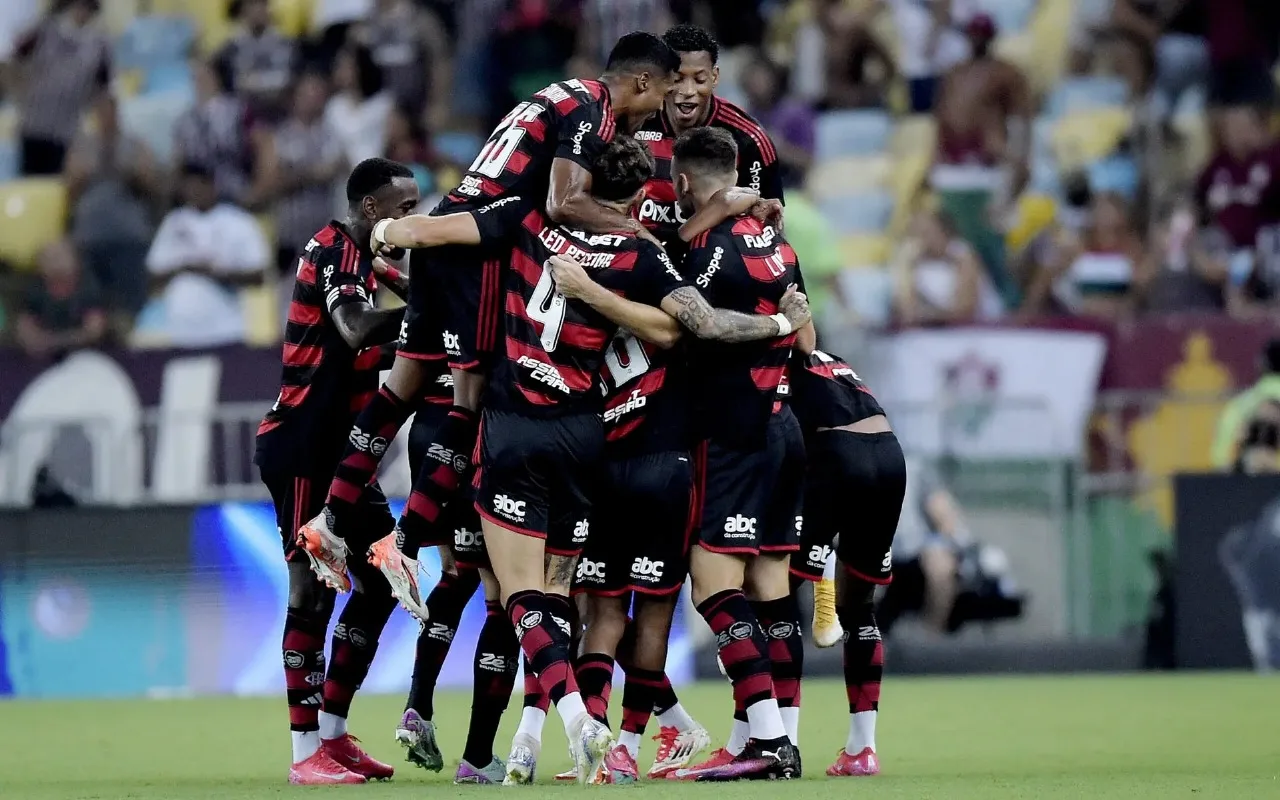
[0,0,1279,357]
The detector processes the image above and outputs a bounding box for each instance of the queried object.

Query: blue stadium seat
[1045,77,1130,120]
[144,62,194,96]
[115,16,196,71]
[815,110,893,160]
[120,91,194,165]
[433,132,484,167]
[1089,155,1140,200]
[819,192,896,235]
[0,140,17,182]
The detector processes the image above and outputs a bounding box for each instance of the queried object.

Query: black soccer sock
[576,653,615,725]
[839,600,883,715]
[463,600,520,766]
[753,596,805,710]
[696,590,776,713]
[322,592,396,719]
[327,386,412,514]
[406,569,482,719]
[283,610,328,733]
[507,590,580,705]
[620,667,664,736]
[546,593,580,653]
[399,407,479,549]
[617,613,680,717]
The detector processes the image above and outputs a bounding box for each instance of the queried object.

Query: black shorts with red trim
[400,243,503,372]
[408,401,485,567]
[694,407,805,555]
[261,467,395,563]
[573,450,693,597]
[475,408,603,558]
[791,430,906,584]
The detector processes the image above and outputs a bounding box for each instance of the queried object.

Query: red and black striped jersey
[686,215,800,447]
[467,195,689,417]
[633,96,783,249]
[440,79,616,213]
[600,333,690,458]
[788,350,886,433]
[255,222,383,472]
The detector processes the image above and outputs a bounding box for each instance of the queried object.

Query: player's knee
[479,568,502,602]
[451,370,486,411]
[288,562,336,619]
[744,553,791,600]
[438,544,459,577]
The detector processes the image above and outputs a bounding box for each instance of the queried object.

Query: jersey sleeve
[469,195,537,241]
[554,99,609,171]
[735,129,785,203]
[318,245,372,316]
[683,230,736,306]
[629,242,691,306]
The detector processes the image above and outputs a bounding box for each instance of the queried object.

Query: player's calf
[834,579,883,775]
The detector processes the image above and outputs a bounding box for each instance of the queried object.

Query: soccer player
[785,346,905,778]
[253,158,420,785]
[370,136,809,784]
[296,32,681,606]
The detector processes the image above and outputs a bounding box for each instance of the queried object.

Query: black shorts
[399,243,503,372]
[694,408,806,555]
[791,431,906,584]
[409,402,485,566]
[475,408,603,557]
[574,450,693,597]
[262,468,395,563]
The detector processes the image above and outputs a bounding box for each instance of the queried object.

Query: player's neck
[689,179,735,214]
[344,215,374,254]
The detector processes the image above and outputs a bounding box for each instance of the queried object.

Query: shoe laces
[814,581,838,628]
[652,726,679,757]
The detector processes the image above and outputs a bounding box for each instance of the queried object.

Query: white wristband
[372,218,393,248]
[770,313,793,336]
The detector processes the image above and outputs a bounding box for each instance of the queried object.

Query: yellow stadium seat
[1006,193,1058,254]
[151,0,233,54]
[1052,108,1133,172]
[1174,113,1212,178]
[272,0,313,38]
[255,213,278,252]
[890,115,936,159]
[807,155,892,198]
[241,285,280,346]
[100,0,140,37]
[0,179,67,270]
[839,234,891,268]
[1025,0,1072,96]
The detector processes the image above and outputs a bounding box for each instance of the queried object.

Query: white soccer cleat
[648,724,713,778]
[367,532,429,621]
[503,732,541,785]
[570,715,614,785]
[812,576,844,648]
[297,509,351,592]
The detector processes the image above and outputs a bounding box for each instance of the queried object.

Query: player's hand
[546,254,595,300]
[779,284,812,330]
[626,218,663,248]
[370,256,403,280]
[749,198,784,232]
[719,186,762,218]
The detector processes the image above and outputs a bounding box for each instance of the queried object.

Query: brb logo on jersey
[724,515,757,537]
[493,494,527,522]
[631,557,665,581]
[576,558,606,582]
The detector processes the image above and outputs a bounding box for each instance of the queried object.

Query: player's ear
[360,193,378,222]
[628,187,646,214]
[711,65,720,90]
[634,71,650,95]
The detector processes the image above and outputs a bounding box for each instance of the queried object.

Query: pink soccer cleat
[826,746,879,777]
[598,744,639,785]
[288,748,367,785]
[323,733,395,780]
[667,746,734,780]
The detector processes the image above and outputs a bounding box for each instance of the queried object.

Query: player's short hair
[590,138,655,202]
[605,31,681,77]
[346,158,415,205]
[662,24,719,64]
[672,127,738,179]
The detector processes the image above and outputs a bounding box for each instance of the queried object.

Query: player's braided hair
[345,157,415,205]
[605,31,681,76]
[590,137,655,202]
[662,23,720,64]
[672,127,738,178]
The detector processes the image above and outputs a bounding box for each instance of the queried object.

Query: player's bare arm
[548,158,662,245]
[331,303,407,351]
[372,212,483,251]
[369,256,410,302]
[795,320,818,355]
[548,255,683,349]
[678,187,783,242]
[661,284,808,343]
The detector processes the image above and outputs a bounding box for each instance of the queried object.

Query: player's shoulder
[728,214,785,251]
[534,78,607,114]
[305,221,352,261]
[710,98,775,154]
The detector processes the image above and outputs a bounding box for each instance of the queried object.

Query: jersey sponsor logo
[334,624,369,648]
[794,515,804,532]
[514,610,542,640]
[723,514,757,536]
[516,355,571,394]
[398,319,409,346]
[631,556,665,580]
[576,557,606,581]
[572,121,594,155]
[454,527,483,548]
[493,494,527,521]
[437,373,455,388]
[656,250,684,281]
[284,650,305,669]
[426,622,456,643]
[348,425,389,457]
[479,195,522,214]
[552,614,572,636]
[478,652,508,672]
[427,442,470,473]
[638,198,687,225]
[716,620,755,648]
[603,389,647,424]
[881,547,892,570]
[696,246,725,288]
[457,174,484,197]
[537,226,625,267]
[634,130,664,142]
[768,621,795,639]
[749,161,762,191]
[536,83,571,103]
[808,544,833,566]
[572,519,590,543]
[442,331,461,356]
[857,624,882,641]
[564,78,588,93]
[743,227,777,250]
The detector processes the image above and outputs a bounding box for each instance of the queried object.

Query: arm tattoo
[667,286,781,343]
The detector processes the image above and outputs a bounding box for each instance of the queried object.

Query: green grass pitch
[1,673,1277,799]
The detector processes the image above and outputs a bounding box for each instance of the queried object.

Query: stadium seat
[100,0,141,38]
[1089,155,1140,199]
[120,91,194,165]
[1024,0,1072,95]
[433,132,484,167]
[889,151,930,211]
[0,140,17,182]
[0,104,15,143]
[1052,107,1133,173]
[144,62,195,96]
[838,233,892,268]
[807,155,892,199]
[149,0,232,53]
[1005,194,1058,255]
[114,15,196,71]
[0,179,67,271]
[890,115,937,159]
[815,110,893,160]
[1045,77,1130,120]
[272,0,314,38]
[820,192,896,235]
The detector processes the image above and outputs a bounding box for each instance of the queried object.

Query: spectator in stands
[384,102,437,198]
[740,52,815,187]
[449,0,510,126]
[1205,0,1280,107]
[878,0,976,113]
[1233,399,1280,474]
[1213,338,1280,470]
[311,0,371,69]
[893,208,1002,326]
[488,0,576,123]
[214,0,299,125]
[1196,106,1280,264]
[63,95,161,316]
[791,0,895,110]
[932,13,1031,307]
[0,0,40,78]
[325,44,394,170]
[1115,0,1209,124]
[173,59,255,206]
[351,0,450,128]
[12,0,110,176]
[1022,192,1150,320]
[145,164,269,348]
[578,0,672,71]
[1144,201,1229,312]
[256,72,346,304]
[16,239,108,359]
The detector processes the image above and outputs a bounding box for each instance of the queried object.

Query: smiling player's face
[666,50,718,130]
[365,176,420,222]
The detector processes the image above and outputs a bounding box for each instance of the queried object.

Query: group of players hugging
[253,24,907,787]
